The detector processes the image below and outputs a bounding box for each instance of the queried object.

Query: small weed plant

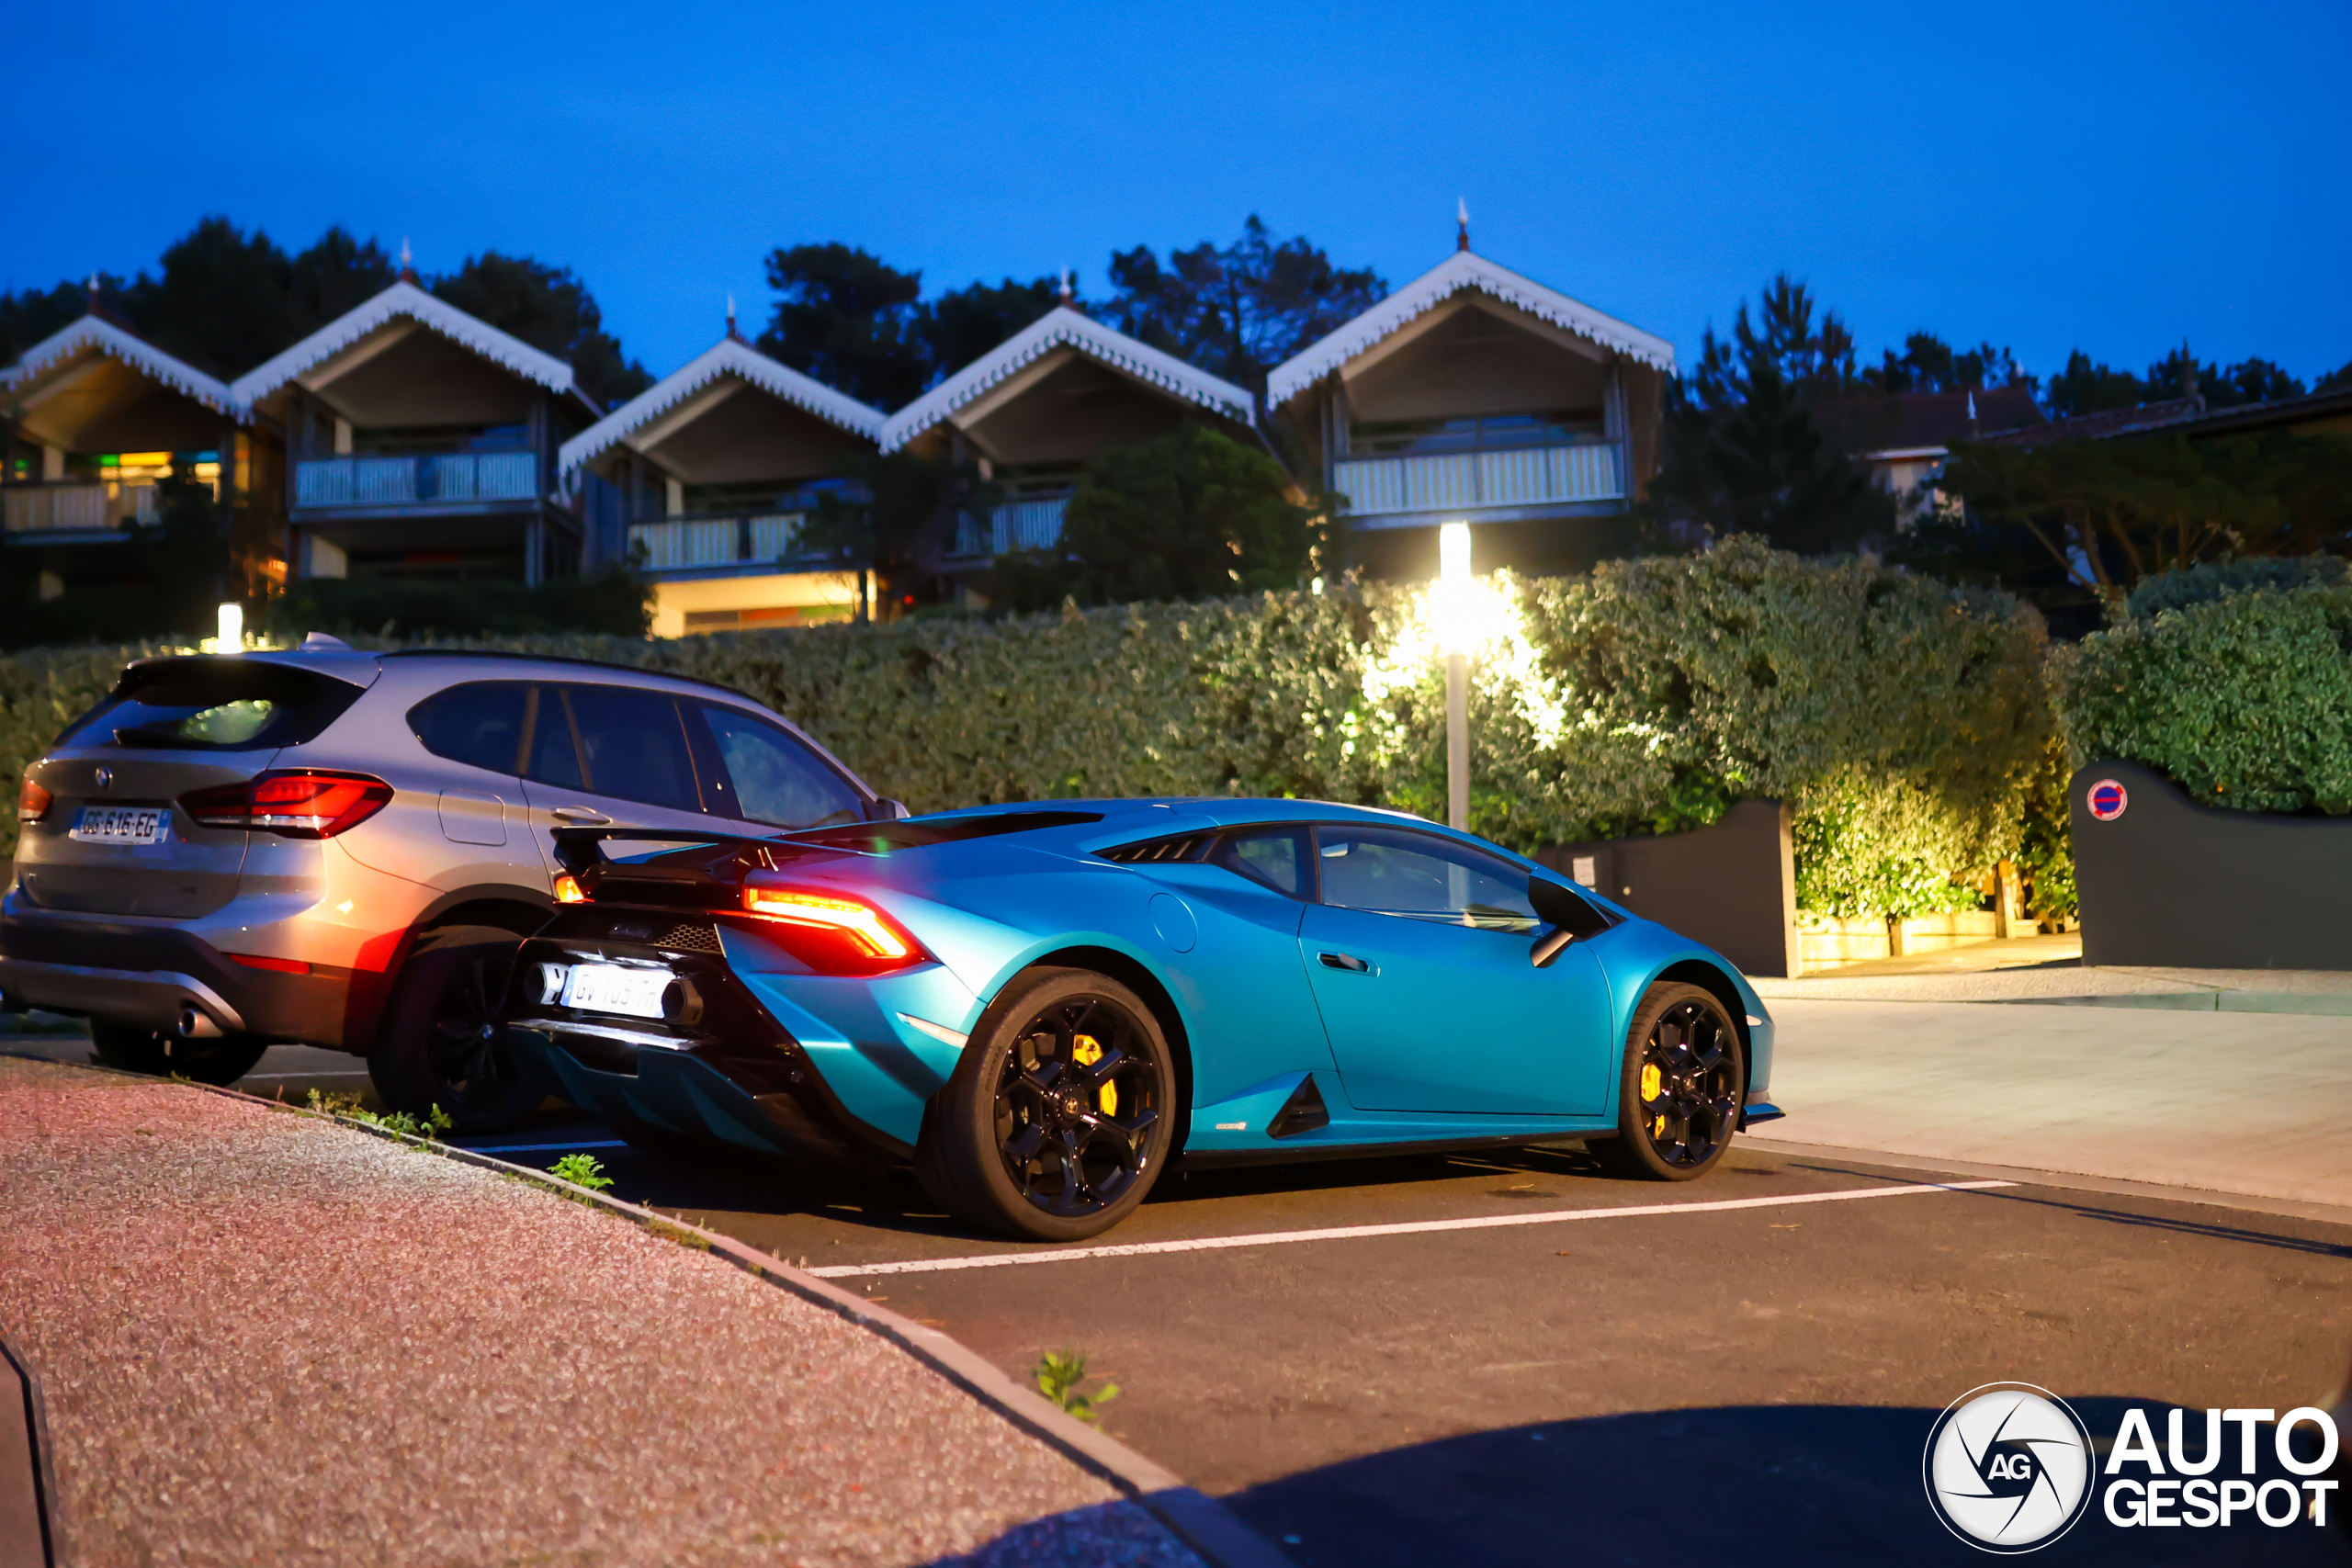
[304,1088,452,1141]
[1034,1350,1120,1425]
[548,1153,614,1192]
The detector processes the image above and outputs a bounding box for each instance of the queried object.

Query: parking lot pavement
[1760,998,2352,1207]
[424,1114,2352,1566]
[0,1056,1224,1568]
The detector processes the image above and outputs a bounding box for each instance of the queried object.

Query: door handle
[549,806,612,825]
[1317,952,1371,973]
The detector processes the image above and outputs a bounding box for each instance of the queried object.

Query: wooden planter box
[2072,760,2352,970]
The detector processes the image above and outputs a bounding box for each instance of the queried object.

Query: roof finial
[397,238,419,286]
[85,273,100,316]
[726,292,741,342]
[1966,389,1980,440]
[1457,198,1470,253]
[1058,267,1074,306]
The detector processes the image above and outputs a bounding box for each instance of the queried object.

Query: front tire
[919,967,1178,1242]
[368,928,542,1131]
[90,1021,267,1087]
[1598,982,1744,1181]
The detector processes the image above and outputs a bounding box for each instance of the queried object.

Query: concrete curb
[0,1338,56,1568]
[0,1055,1288,1568]
[1745,1135,2352,1228]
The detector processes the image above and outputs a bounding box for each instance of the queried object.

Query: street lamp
[214,602,243,654]
[1435,523,1472,831]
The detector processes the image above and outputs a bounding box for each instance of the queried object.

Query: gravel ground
[0,1058,1205,1568]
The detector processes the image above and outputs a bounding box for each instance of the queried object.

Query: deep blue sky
[8,2,2346,387]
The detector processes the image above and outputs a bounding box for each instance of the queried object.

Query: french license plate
[559,963,673,1020]
[69,807,167,846]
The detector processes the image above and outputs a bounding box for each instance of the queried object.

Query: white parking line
[459,1139,630,1155]
[808,1179,2017,1279]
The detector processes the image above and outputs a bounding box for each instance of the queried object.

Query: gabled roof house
[1,306,262,597]
[1266,240,1677,574]
[232,279,600,585]
[880,304,1257,569]
[559,324,887,636]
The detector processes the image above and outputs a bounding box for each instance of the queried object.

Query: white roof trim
[558,336,883,477]
[879,307,1255,452]
[2,315,240,418]
[229,280,578,408]
[1265,250,1678,406]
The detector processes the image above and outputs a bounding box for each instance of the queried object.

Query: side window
[1314,825,1539,931]
[534,684,703,813]
[408,682,529,773]
[522,687,585,791]
[1211,826,1312,898]
[694,703,864,829]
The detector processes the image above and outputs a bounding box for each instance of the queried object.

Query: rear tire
[90,1021,267,1087]
[368,927,543,1132]
[923,967,1177,1242]
[1598,982,1745,1182]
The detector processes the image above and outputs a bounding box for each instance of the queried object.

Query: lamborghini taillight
[179,770,394,839]
[737,876,922,972]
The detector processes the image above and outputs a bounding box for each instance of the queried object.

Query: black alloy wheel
[1600,982,1745,1181]
[368,928,545,1131]
[918,967,1178,1242]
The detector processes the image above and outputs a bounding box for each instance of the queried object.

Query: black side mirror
[1528,875,1606,968]
[867,797,911,822]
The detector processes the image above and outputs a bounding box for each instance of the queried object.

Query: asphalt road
[15,1032,2352,1567]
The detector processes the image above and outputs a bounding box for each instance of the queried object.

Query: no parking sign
[2086,778,2129,821]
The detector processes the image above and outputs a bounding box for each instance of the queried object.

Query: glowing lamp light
[216,602,243,653]
[552,874,588,905]
[1432,522,1475,656]
[741,886,911,960]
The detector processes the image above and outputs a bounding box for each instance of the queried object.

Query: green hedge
[0,539,2057,919]
[2056,575,2352,816]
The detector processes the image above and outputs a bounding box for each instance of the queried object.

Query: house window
[1349,409,1605,457]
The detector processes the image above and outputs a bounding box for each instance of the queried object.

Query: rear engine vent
[650,921,723,953]
[595,916,723,953]
[1097,833,1216,864]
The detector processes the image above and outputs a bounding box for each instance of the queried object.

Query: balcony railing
[294,451,538,510]
[1333,443,1623,516]
[954,496,1069,558]
[3,480,159,534]
[628,513,808,572]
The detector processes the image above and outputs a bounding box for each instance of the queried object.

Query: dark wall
[1534,799,1798,977]
[2072,761,2352,970]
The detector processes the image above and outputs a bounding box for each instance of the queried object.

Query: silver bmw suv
[1,638,897,1125]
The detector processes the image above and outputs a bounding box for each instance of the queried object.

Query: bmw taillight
[19,774,51,823]
[179,770,394,839]
[738,876,922,972]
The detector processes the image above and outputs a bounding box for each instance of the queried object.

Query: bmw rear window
[59,659,367,752]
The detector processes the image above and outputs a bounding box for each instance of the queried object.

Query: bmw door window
[1212,826,1314,898]
[407,682,530,773]
[692,702,863,829]
[527,685,703,813]
[1312,826,1539,931]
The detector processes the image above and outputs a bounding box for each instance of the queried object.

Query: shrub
[262,570,650,640]
[2054,580,2352,816]
[0,541,2054,919]
[2124,556,2347,620]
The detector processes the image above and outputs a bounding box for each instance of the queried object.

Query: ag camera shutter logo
[1924,1383,2096,1552]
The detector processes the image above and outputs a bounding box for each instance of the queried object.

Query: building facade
[560,328,886,636]
[1265,244,1677,577]
[232,280,600,586]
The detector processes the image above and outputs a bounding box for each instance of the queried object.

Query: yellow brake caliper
[1073,1033,1116,1115]
[1640,1058,1665,1137]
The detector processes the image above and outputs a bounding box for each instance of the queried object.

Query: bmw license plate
[69,807,167,846]
[559,963,672,1020]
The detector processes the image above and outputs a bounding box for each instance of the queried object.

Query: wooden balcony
[1334,443,1623,518]
[628,513,809,572]
[294,451,539,511]
[2,480,159,535]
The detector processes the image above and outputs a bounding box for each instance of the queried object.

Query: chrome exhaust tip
[175,1006,223,1040]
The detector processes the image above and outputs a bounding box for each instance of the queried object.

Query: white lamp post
[215,603,243,653]
[1436,523,1473,831]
